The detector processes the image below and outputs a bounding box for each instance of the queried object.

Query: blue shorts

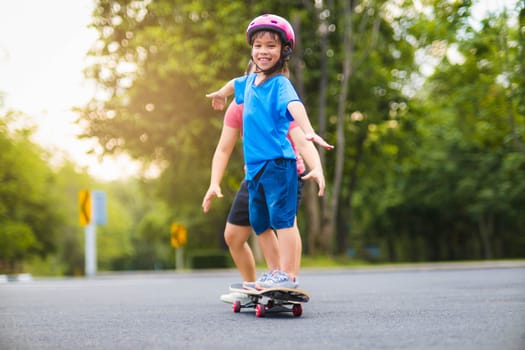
[227,177,305,227]
[247,158,298,235]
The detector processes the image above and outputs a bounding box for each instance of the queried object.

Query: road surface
[1,262,524,349]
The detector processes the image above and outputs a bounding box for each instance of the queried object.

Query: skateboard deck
[228,283,310,317]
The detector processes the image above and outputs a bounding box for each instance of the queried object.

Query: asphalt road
[1,262,524,350]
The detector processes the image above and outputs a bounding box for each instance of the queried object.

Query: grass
[254,255,370,269]
[300,255,369,268]
[260,256,525,270]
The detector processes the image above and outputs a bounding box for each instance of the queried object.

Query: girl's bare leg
[224,223,256,282]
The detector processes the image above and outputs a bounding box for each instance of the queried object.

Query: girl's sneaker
[258,270,298,289]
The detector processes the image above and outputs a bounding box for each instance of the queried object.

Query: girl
[206,14,333,288]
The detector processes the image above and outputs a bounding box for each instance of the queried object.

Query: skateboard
[228,283,310,317]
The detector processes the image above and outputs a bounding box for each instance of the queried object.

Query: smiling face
[251,31,283,72]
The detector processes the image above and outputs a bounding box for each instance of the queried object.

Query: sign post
[79,190,107,277]
[85,222,96,277]
[170,223,187,271]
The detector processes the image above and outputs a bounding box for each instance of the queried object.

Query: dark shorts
[227,180,251,226]
[227,173,305,227]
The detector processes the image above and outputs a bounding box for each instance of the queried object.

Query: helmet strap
[251,58,284,76]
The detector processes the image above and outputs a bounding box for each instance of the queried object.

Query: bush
[189,250,232,269]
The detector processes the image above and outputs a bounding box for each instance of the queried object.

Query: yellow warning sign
[79,190,91,226]
[170,223,187,248]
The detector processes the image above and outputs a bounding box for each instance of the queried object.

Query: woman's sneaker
[243,271,272,290]
[258,270,298,289]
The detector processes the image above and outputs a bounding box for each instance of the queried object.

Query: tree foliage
[0,112,62,272]
[2,0,524,275]
[353,1,525,261]
[1,0,518,276]
[75,0,525,263]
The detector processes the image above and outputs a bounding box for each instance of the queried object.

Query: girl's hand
[201,185,223,213]
[205,91,227,111]
[305,133,335,150]
[301,168,326,196]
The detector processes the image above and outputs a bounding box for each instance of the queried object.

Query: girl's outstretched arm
[206,79,235,111]
[202,125,239,213]
[288,101,334,150]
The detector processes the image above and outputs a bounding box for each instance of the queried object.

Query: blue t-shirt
[234,73,301,180]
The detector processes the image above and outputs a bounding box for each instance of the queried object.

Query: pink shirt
[224,101,306,175]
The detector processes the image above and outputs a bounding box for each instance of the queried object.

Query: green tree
[78,0,525,263]
[79,0,307,254]
[355,2,525,261]
[0,112,63,273]
[299,0,472,254]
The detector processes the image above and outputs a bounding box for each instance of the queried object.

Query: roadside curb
[0,273,33,283]
[3,261,524,281]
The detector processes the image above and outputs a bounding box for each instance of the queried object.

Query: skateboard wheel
[266,300,274,309]
[255,304,266,317]
[233,300,241,313]
[292,304,302,317]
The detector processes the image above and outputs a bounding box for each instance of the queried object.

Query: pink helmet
[246,14,295,49]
